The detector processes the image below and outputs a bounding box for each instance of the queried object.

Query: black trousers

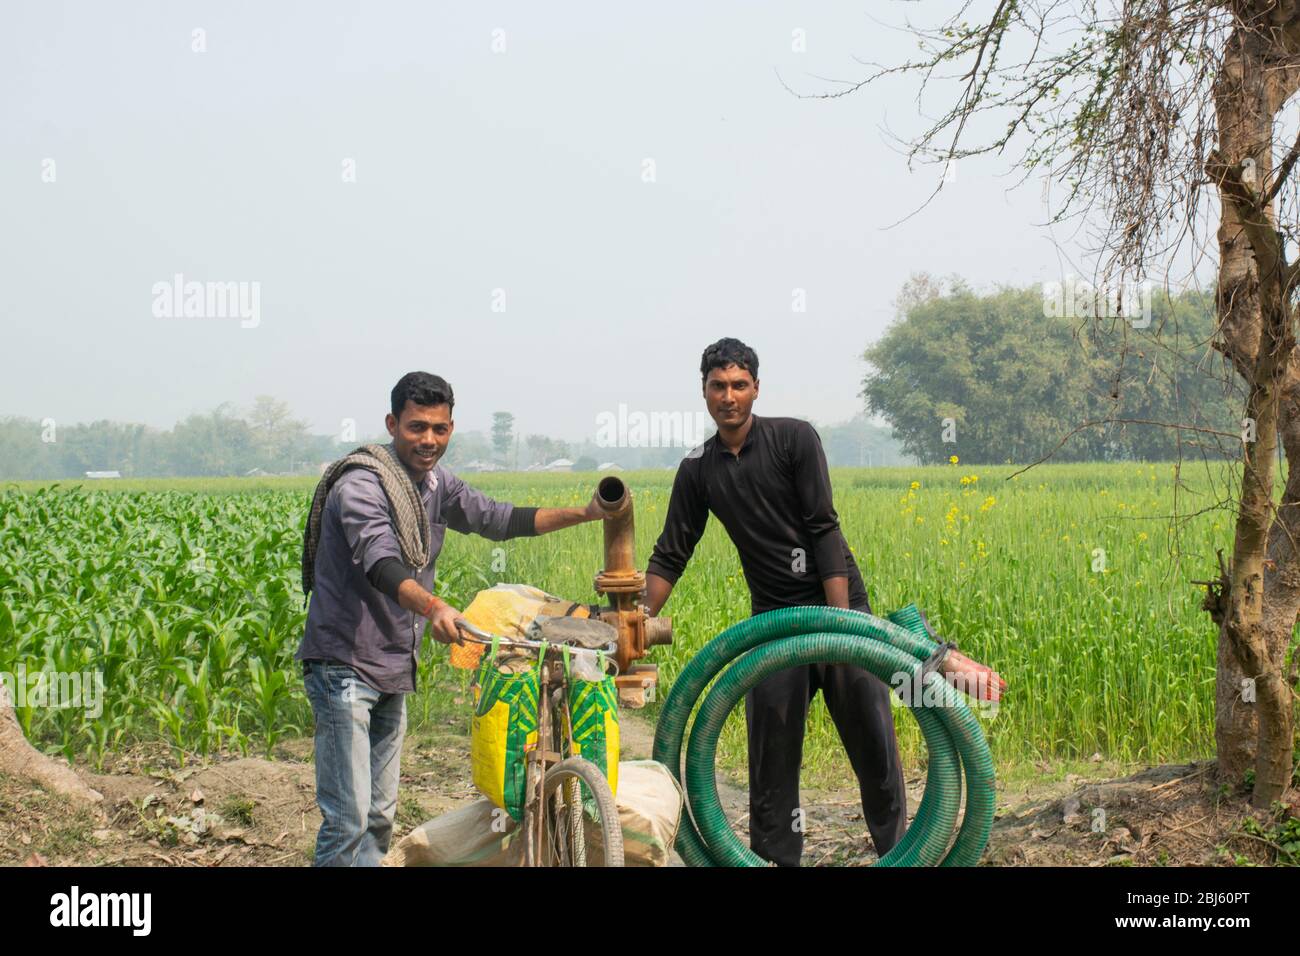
[743,617,908,866]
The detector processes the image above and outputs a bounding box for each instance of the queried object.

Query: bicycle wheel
[541,757,623,867]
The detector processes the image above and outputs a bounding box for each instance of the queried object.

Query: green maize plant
[1,461,1228,787]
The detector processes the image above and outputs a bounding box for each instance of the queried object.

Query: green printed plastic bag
[470,637,541,821]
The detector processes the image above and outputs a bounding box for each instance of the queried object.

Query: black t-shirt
[646,414,869,615]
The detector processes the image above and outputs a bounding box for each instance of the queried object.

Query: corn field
[0,462,1228,780]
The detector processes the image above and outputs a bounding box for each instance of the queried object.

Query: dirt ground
[1,713,1290,867]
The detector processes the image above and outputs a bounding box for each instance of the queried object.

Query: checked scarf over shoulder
[301,443,431,598]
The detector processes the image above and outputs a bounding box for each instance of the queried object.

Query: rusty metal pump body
[590,476,672,707]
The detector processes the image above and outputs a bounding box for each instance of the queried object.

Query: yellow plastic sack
[470,640,620,820]
[564,646,620,800]
[450,583,592,669]
[470,639,540,820]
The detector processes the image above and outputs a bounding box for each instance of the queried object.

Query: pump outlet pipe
[651,604,1002,867]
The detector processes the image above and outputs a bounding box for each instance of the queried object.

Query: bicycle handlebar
[454,620,620,674]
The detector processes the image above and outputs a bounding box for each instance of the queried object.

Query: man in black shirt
[645,338,907,866]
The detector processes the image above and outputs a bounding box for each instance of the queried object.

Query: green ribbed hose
[651,605,996,867]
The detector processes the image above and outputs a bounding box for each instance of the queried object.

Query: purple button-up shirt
[296,446,526,694]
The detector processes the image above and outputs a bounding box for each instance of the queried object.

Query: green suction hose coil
[651,604,997,867]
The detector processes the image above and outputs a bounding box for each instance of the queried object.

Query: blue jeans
[302,660,407,867]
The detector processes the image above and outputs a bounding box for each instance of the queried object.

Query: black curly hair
[391,371,455,418]
[699,338,759,388]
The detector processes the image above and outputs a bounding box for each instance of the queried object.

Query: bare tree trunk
[1230,298,1299,804]
[0,684,102,806]
[1212,23,1273,785]
[1260,365,1300,795]
[1211,13,1300,806]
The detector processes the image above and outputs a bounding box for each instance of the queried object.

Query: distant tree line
[862,276,1238,465]
[0,397,912,481]
[0,397,347,480]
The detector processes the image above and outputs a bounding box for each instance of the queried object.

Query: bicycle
[456,618,625,867]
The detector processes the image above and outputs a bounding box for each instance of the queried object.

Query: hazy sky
[2,1,1131,443]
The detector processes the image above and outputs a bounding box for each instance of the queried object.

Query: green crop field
[0,462,1232,784]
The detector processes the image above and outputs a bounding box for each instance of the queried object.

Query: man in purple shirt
[297,371,606,866]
